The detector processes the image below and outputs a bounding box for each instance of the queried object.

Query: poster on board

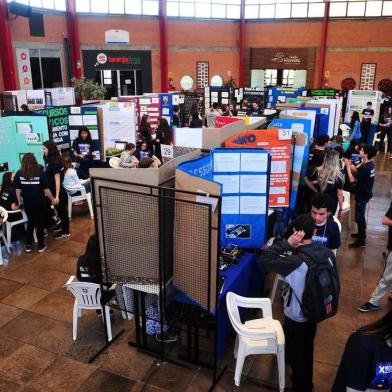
[225,128,292,207]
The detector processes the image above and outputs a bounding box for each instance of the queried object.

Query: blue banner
[267,87,305,107]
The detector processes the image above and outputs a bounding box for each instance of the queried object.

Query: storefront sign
[16,48,33,90]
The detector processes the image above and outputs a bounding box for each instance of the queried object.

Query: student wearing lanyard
[43,140,70,240]
[14,153,55,253]
[284,193,341,252]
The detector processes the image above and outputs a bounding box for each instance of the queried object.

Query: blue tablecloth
[175,253,265,360]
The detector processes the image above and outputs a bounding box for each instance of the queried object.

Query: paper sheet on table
[214,153,241,172]
[240,175,267,193]
[221,196,240,214]
[83,115,97,126]
[213,175,240,194]
[69,115,83,126]
[240,153,268,172]
[240,196,267,215]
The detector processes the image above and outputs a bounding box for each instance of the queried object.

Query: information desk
[175,253,265,360]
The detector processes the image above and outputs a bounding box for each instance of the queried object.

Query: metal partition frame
[91,176,224,388]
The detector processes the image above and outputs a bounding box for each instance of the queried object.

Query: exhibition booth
[0,83,385,388]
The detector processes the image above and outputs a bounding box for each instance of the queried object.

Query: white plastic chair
[332,215,342,256]
[373,130,388,154]
[336,190,351,230]
[63,184,94,220]
[109,157,122,168]
[0,207,11,266]
[270,274,286,304]
[64,276,112,341]
[226,293,285,391]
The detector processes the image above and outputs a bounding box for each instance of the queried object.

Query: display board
[225,128,292,207]
[45,88,75,106]
[215,116,242,128]
[2,90,28,111]
[0,116,49,180]
[69,106,101,160]
[267,87,304,108]
[280,109,316,138]
[204,86,231,112]
[118,96,140,131]
[139,94,161,128]
[34,106,71,150]
[344,90,382,125]
[159,93,180,126]
[178,148,270,248]
[100,101,136,149]
[26,89,46,110]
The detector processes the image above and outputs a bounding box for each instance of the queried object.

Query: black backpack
[297,249,340,323]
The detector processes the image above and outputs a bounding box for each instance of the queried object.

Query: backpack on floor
[297,250,340,323]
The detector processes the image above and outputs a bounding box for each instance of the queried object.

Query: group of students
[0,138,92,253]
[118,113,175,169]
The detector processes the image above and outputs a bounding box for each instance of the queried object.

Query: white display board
[174,127,203,149]
[344,90,382,125]
[46,88,75,106]
[102,101,136,147]
[26,89,46,110]
[282,109,316,138]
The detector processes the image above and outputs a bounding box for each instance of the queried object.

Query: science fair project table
[175,252,265,361]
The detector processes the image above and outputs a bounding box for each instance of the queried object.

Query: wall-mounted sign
[16,48,33,90]
[105,29,130,45]
[250,48,309,69]
[271,52,301,65]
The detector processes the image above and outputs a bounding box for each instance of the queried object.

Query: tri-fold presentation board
[0,115,49,180]
[139,94,161,128]
[267,87,305,107]
[224,128,292,207]
[177,148,270,248]
[159,93,180,127]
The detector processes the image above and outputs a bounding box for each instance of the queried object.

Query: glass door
[119,70,135,96]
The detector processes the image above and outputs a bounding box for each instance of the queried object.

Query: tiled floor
[0,154,391,392]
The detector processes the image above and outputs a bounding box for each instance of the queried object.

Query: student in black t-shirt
[154,117,172,161]
[72,126,94,179]
[14,153,55,253]
[345,144,377,248]
[0,172,22,222]
[361,101,374,144]
[307,134,330,171]
[333,311,392,392]
[43,140,70,240]
[287,193,341,251]
[189,113,203,128]
[172,106,180,128]
[305,150,345,215]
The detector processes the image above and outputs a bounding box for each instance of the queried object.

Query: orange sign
[225,128,292,207]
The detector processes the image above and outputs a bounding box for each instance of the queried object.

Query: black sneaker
[38,242,47,253]
[54,232,71,240]
[358,302,380,312]
[25,244,32,253]
[349,240,366,248]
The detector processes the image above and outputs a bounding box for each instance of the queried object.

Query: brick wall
[1,13,392,93]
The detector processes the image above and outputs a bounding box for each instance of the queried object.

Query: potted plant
[71,77,107,103]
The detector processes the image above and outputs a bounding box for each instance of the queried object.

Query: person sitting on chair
[119,143,138,168]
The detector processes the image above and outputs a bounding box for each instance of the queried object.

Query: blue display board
[159,93,179,127]
[178,148,270,248]
[267,87,305,107]
[297,106,330,138]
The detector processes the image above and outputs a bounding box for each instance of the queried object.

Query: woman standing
[154,117,172,160]
[14,153,54,252]
[139,114,153,151]
[349,111,362,145]
[72,126,94,178]
[43,140,70,239]
[305,149,345,215]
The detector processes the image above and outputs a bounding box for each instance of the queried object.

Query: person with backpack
[259,214,339,392]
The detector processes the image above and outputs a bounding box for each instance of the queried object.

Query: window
[265,69,278,86]
[91,0,109,14]
[76,0,91,13]
[365,0,382,15]
[283,69,295,86]
[143,0,159,15]
[329,2,347,16]
[291,3,308,17]
[347,1,366,16]
[382,0,392,14]
[29,48,62,89]
[109,0,125,14]
[308,2,324,17]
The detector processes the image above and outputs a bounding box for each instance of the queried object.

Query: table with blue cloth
[175,252,265,361]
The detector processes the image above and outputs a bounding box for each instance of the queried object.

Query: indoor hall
[0,153,390,391]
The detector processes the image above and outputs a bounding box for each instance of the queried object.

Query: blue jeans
[355,199,368,242]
